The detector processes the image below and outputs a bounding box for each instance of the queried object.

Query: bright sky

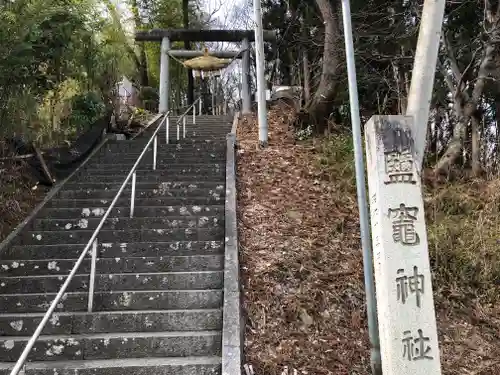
[115,0,252,35]
[205,0,253,29]
[115,0,255,99]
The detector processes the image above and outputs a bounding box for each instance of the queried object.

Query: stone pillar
[159,37,170,113]
[241,38,251,114]
[365,115,442,375]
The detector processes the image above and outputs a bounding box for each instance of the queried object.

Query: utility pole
[340,0,381,373]
[183,0,194,105]
[406,0,446,170]
[253,0,268,147]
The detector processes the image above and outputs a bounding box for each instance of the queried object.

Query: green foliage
[128,0,203,105]
[134,107,147,116]
[425,181,500,304]
[295,125,313,141]
[0,0,206,143]
[67,92,105,131]
[138,86,159,112]
[0,0,132,143]
[316,135,356,194]
[139,86,159,102]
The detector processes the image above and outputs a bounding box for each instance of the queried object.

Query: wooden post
[365,115,442,375]
[32,142,54,185]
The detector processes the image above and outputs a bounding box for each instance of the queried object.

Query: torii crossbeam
[135,29,277,114]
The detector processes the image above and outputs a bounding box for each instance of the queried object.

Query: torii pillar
[159,37,170,113]
[241,37,251,114]
[135,29,277,114]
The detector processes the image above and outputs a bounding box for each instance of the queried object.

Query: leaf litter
[0,142,48,242]
[236,105,500,375]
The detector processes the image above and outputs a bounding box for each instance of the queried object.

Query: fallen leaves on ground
[0,144,48,242]
[237,106,500,375]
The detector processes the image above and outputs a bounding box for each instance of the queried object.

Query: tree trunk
[301,14,311,103]
[471,115,481,176]
[138,45,149,87]
[427,104,441,162]
[304,0,341,132]
[435,32,494,173]
[302,48,311,103]
[131,0,149,87]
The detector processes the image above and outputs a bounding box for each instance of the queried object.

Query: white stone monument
[365,115,442,375]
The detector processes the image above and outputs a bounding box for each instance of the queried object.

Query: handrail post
[199,97,202,115]
[153,135,158,170]
[166,116,169,144]
[130,171,136,218]
[183,117,186,138]
[87,239,98,313]
[8,113,168,375]
[177,120,180,141]
[193,103,196,124]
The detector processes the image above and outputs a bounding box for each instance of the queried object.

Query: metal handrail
[9,112,171,375]
[168,97,202,142]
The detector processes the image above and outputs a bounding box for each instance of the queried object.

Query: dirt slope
[236,108,500,375]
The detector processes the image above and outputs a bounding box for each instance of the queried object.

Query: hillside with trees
[0,0,209,240]
[259,0,500,177]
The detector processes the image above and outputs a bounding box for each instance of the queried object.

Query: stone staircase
[0,115,234,374]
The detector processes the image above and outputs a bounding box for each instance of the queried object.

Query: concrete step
[160,124,230,129]
[157,132,230,137]
[93,153,226,163]
[98,144,226,152]
[77,171,224,181]
[164,123,231,128]
[62,182,224,192]
[156,138,227,145]
[4,241,224,260]
[158,127,230,132]
[0,271,223,294]
[21,227,224,245]
[90,155,227,165]
[45,196,224,209]
[0,356,222,375]
[158,131,229,136]
[72,175,224,183]
[78,164,224,176]
[160,118,229,123]
[154,125,230,131]
[159,135,227,141]
[0,309,222,336]
[104,137,226,144]
[94,150,225,159]
[96,150,226,158]
[56,186,224,199]
[39,205,224,219]
[75,171,224,181]
[158,129,229,134]
[168,116,232,121]
[0,255,223,276]
[32,216,222,231]
[0,289,222,313]
[99,143,226,153]
[0,330,221,361]
[95,152,226,160]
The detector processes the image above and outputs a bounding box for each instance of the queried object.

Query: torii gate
[135,29,277,115]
